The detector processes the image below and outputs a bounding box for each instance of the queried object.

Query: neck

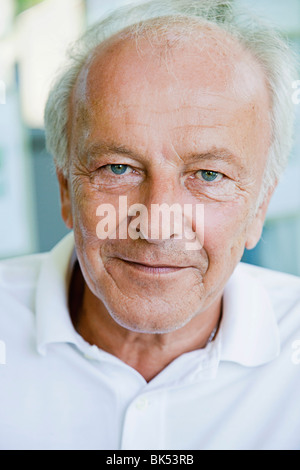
[69,262,222,382]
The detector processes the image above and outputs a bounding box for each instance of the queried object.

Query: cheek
[70,191,108,296]
[70,178,109,238]
[69,183,107,268]
[74,198,100,242]
[201,203,250,259]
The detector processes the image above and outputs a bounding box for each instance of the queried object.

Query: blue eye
[197,170,221,182]
[110,164,129,175]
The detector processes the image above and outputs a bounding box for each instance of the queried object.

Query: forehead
[74,23,268,103]
[70,23,271,162]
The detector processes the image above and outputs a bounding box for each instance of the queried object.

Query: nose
[128,172,198,246]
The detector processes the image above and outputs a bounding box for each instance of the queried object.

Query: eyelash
[106,164,133,175]
[102,164,224,182]
[194,170,224,183]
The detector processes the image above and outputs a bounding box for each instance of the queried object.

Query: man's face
[59,28,272,334]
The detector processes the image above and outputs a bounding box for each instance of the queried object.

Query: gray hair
[44,0,298,205]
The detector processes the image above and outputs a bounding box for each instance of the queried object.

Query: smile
[118,258,188,275]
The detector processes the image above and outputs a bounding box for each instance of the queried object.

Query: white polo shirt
[0,232,299,450]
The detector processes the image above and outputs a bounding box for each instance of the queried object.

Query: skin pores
[58,26,272,350]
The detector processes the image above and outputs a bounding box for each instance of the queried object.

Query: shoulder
[0,252,47,277]
[238,262,300,304]
[0,252,47,289]
[0,252,47,317]
[238,261,300,339]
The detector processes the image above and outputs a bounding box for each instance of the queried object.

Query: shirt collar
[35,234,280,367]
[219,263,280,366]
[35,232,80,355]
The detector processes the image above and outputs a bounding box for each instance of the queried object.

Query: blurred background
[0,0,299,274]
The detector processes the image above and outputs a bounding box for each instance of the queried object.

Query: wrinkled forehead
[70,21,271,143]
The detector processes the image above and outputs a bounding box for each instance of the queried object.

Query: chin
[107,302,196,335]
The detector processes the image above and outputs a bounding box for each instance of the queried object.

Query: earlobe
[56,169,73,229]
[245,186,275,250]
[244,215,264,250]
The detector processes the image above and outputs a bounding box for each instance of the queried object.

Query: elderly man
[0,0,299,451]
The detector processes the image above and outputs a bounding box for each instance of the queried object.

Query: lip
[116,257,190,275]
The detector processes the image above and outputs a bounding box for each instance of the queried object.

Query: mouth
[116,257,190,275]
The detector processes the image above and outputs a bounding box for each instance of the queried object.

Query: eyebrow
[82,142,244,171]
[181,148,242,167]
[83,143,141,162]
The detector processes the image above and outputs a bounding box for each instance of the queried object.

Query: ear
[56,168,73,229]
[245,186,275,250]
